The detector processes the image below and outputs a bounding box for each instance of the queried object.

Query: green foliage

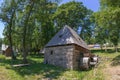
[100,0,120,9]
[0,0,22,59]
[0,0,59,62]
[0,0,95,62]
[0,38,2,49]
[0,0,93,53]
[93,0,120,51]
[53,1,94,43]
[94,26,107,45]
[53,1,90,28]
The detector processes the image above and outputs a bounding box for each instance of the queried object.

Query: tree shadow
[111,55,120,66]
[0,55,66,79]
[13,60,66,79]
[29,53,44,58]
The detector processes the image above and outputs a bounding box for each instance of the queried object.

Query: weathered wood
[12,64,30,67]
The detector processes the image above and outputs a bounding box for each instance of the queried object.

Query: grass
[0,50,120,80]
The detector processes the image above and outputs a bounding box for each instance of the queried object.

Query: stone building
[44,25,91,70]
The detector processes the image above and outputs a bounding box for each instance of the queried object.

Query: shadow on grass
[0,55,66,79]
[0,54,98,79]
[111,55,120,66]
[29,53,44,58]
[13,60,66,79]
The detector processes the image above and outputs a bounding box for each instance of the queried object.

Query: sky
[60,0,100,12]
[0,0,100,38]
[0,0,4,38]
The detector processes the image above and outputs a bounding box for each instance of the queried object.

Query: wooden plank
[12,64,30,67]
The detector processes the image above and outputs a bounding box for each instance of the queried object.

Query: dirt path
[104,62,120,80]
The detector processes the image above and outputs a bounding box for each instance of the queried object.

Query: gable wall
[44,45,74,69]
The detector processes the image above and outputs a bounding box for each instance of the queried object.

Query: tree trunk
[23,23,28,63]
[22,1,34,63]
[8,9,16,60]
[115,45,118,53]
[105,47,107,52]
[104,45,107,52]
[100,44,103,50]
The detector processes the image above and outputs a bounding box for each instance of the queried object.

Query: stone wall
[44,45,74,69]
[44,45,90,70]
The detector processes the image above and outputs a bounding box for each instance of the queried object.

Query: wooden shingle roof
[45,25,89,49]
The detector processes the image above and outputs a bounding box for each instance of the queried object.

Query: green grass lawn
[0,50,120,80]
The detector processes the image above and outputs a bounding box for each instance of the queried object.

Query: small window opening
[50,50,53,55]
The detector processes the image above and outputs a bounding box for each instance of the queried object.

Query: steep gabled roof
[45,25,89,49]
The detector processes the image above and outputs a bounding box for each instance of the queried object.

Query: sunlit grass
[0,50,120,80]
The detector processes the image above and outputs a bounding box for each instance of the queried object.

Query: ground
[105,65,120,80]
[92,49,120,80]
[0,49,120,80]
[102,56,120,80]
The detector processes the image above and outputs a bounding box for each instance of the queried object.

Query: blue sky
[60,0,100,12]
[0,0,100,38]
[0,0,3,38]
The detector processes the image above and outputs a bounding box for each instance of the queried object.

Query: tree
[20,0,35,63]
[0,0,59,62]
[53,1,93,43]
[94,0,120,52]
[80,10,94,44]
[15,0,59,63]
[36,1,58,46]
[94,26,108,50]
[0,0,19,59]
[0,38,2,50]
[54,1,86,28]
